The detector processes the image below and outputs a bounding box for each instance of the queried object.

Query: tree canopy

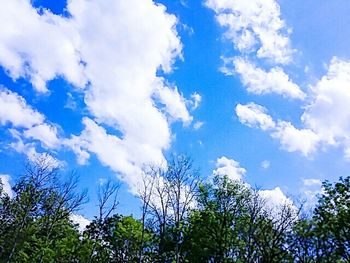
[0,154,349,262]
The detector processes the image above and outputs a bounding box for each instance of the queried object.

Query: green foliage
[313,177,350,261]
[85,214,155,263]
[1,155,350,262]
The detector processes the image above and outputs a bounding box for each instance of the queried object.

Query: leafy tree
[0,155,87,263]
[183,175,251,262]
[86,179,120,263]
[312,176,350,261]
[1,154,349,263]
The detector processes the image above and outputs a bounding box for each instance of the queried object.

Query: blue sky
[1,0,350,219]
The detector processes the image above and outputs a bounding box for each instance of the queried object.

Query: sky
[1,0,350,219]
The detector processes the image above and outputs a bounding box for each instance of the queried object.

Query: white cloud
[0,174,13,198]
[24,123,60,149]
[259,187,292,207]
[212,156,296,215]
[259,187,296,217]
[193,121,204,130]
[213,156,246,181]
[261,160,270,169]
[155,84,192,124]
[189,92,202,110]
[272,121,320,156]
[66,0,189,189]
[236,103,275,131]
[302,57,350,149]
[180,0,189,8]
[235,57,350,159]
[9,130,62,166]
[205,0,293,64]
[236,103,320,156]
[302,178,322,187]
[0,0,192,190]
[0,88,61,153]
[231,57,305,99]
[64,92,78,110]
[0,88,44,128]
[70,214,90,232]
[65,118,166,191]
[0,0,87,92]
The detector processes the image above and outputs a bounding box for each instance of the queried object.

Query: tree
[137,170,155,263]
[144,155,200,262]
[312,176,350,261]
[148,166,172,262]
[0,154,88,263]
[183,175,251,262]
[2,154,59,263]
[165,155,200,263]
[86,178,120,263]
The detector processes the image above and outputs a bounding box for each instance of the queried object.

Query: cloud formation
[302,57,350,157]
[213,156,246,181]
[0,0,194,189]
[206,0,304,114]
[205,0,293,64]
[0,0,87,93]
[0,88,44,128]
[0,88,61,154]
[259,187,294,212]
[236,103,275,131]
[236,103,320,156]
[227,57,305,99]
[236,57,350,159]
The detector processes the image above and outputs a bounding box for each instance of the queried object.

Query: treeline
[0,154,349,262]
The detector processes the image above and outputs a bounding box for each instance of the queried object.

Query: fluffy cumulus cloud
[66,118,166,189]
[0,88,61,154]
[0,0,195,190]
[230,57,305,99]
[259,187,294,212]
[0,0,87,93]
[236,103,275,131]
[236,103,320,156]
[302,57,350,156]
[0,88,44,128]
[271,121,320,156]
[213,156,246,181]
[206,0,302,103]
[23,123,60,149]
[66,0,190,189]
[205,0,293,64]
[0,174,13,198]
[236,57,350,159]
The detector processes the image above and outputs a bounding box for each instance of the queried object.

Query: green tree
[183,175,251,262]
[0,155,87,263]
[312,176,350,261]
[84,214,155,263]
